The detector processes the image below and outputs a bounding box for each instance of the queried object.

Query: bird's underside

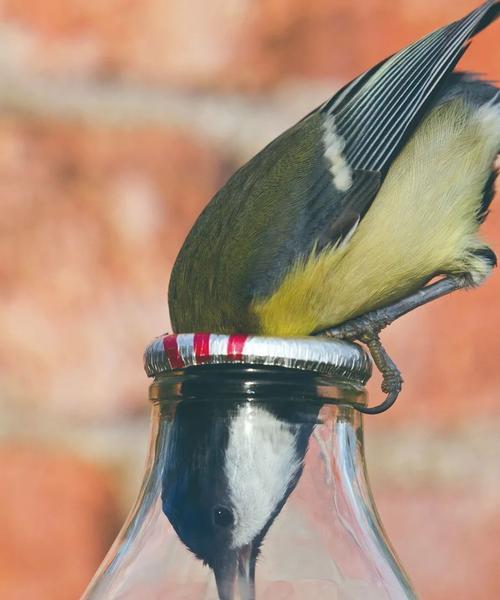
[256,93,500,413]
[168,1,500,414]
[318,95,500,412]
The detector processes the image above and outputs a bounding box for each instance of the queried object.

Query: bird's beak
[237,543,255,600]
[213,544,255,600]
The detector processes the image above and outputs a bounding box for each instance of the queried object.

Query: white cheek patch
[224,406,302,549]
[322,117,353,192]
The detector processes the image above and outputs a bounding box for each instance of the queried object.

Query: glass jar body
[83,366,415,600]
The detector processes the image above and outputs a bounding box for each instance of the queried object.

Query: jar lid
[144,333,372,386]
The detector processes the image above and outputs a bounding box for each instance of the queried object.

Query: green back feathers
[169,113,326,333]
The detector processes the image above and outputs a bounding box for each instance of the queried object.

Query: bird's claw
[381,370,403,395]
[324,312,392,342]
[321,318,403,415]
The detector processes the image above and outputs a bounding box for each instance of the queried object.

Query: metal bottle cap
[144,333,372,387]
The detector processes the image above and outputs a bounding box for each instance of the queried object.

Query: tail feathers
[321,1,499,177]
[474,0,500,31]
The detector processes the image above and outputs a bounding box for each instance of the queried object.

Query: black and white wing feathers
[321,0,499,177]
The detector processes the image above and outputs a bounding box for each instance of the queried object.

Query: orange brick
[1,1,497,88]
[375,484,500,600]
[0,118,230,418]
[0,444,120,600]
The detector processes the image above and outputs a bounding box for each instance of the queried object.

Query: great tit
[161,371,319,600]
[169,1,500,413]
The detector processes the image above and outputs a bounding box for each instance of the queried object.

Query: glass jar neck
[150,363,367,407]
[83,366,414,600]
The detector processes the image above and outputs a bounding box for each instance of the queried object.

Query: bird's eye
[213,506,234,528]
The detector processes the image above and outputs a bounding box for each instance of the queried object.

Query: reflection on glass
[82,366,416,600]
[162,399,319,600]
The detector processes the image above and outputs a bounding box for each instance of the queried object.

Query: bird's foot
[363,334,403,413]
[325,275,468,343]
[322,319,401,414]
[324,312,391,342]
[319,275,474,414]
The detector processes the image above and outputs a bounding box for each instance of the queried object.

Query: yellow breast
[252,99,500,336]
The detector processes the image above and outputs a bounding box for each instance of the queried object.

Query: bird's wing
[320,0,499,177]
[168,1,499,328]
[246,0,499,300]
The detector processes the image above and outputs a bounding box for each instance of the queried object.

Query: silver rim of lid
[144,333,372,386]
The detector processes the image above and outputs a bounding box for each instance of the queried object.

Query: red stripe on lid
[227,334,248,361]
[163,335,184,369]
[193,333,210,363]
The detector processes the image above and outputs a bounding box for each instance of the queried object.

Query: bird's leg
[327,276,467,340]
[355,334,403,414]
[321,275,470,414]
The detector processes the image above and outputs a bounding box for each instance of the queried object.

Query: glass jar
[82,334,416,600]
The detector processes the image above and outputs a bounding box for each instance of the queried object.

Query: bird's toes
[381,370,403,394]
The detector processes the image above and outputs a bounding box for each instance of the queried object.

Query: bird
[168,1,500,413]
[161,367,320,600]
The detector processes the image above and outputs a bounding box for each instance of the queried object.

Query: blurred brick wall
[0,1,498,598]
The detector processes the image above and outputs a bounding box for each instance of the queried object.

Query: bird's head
[163,452,254,598]
[161,400,315,599]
